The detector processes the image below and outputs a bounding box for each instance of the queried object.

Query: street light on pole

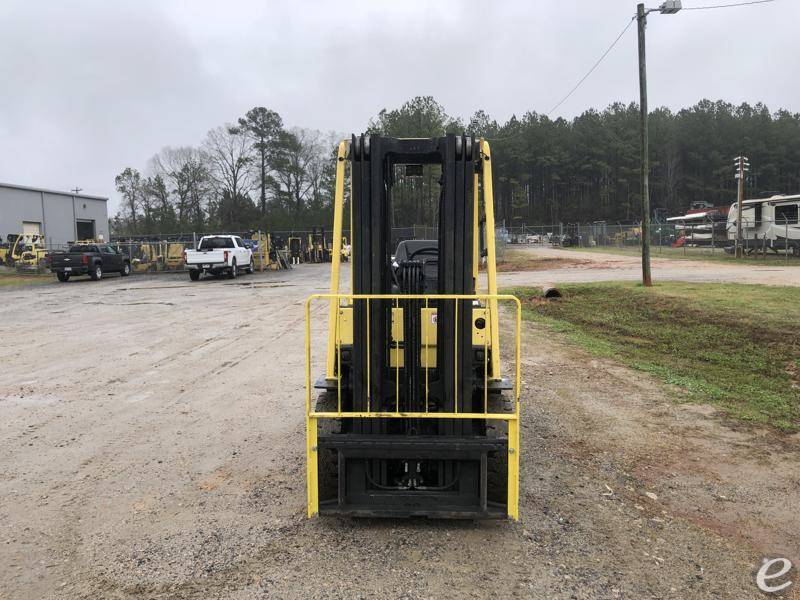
[637,0,681,287]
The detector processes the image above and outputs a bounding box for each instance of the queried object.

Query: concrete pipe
[541,285,562,299]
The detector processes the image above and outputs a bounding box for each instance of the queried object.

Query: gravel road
[497,245,800,288]
[0,262,797,599]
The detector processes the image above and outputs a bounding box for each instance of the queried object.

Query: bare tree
[270,128,327,213]
[202,125,255,203]
[150,146,211,228]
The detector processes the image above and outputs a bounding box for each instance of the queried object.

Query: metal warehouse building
[0,182,109,248]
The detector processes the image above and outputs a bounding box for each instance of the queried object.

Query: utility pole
[636,1,681,287]
[734,155,749,258]
[71,187,83,195]
[637,3,652,286]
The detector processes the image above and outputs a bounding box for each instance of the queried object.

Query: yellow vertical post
[305,298,319,517]
[336,303,342,414]
[395,299,400,414]
[507,296,522,520]
[480,140,501,379]
[473,171,480,292]
[484,297,489,413]
[507,418,520,521]
[325,140,348,380]
[307,415,318,517]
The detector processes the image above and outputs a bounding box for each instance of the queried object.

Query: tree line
[112,107,339,235]
[113,97,800,233]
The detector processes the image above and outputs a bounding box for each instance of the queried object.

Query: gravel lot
[0,259,797,599]
[497,245,800,287]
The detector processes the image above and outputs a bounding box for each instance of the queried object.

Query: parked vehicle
[184,235,253,281]
[49,243,131,282]
[727,194,800,255]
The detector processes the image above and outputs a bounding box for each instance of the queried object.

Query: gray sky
[1,0,795,214]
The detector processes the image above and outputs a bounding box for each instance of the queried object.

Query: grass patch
[562,244,800,266]
[509,281,800,431]
[0,273,52,289]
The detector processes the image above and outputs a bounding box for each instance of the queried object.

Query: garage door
[76,219,95,240]
[22,221,42,235]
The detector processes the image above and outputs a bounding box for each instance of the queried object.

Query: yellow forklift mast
[305,135,521,520]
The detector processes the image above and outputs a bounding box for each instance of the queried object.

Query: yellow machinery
[305,228,329,263]
[163,242,186,270]
[3,234,49,271]
[251,231,271,271]
[0,236,14,265]
[250,231,275,270]
[130,243,162,272]
[305,135,520,519]
[249,231,292,270]
[288,236,304,265]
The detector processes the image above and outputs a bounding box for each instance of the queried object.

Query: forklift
[306,227,327,263]
[4,234,49,271]
[305,135,521,519]
[288,236,304,265]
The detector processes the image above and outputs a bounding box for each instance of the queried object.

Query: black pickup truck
[49,243,131,282]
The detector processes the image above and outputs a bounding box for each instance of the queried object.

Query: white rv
[727,194,800,256]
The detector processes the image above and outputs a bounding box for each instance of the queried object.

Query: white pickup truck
[184,235,254,281]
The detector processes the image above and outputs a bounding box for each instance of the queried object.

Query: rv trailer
[726,194,800,255]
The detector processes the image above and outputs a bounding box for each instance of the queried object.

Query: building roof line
[0,181,108,201]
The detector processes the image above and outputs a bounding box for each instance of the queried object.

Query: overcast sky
[0,0,795,214]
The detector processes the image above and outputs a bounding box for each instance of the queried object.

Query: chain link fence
[8,219,793,277]
[504,220,800,260]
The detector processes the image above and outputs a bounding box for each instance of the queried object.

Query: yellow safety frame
[307,293,521,520]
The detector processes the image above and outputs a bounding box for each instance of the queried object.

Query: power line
[683,0,776,10]
[492,0,777,139]
[546,16,636,117]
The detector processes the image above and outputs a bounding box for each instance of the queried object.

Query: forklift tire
[56,272,70,283]
[121,261,131,276]
[246,257,254,274]
[189,269,201,281]
[486,394,510,505]
[228,259,237,279]
[315,393,340,503]
[90,264,103,281]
